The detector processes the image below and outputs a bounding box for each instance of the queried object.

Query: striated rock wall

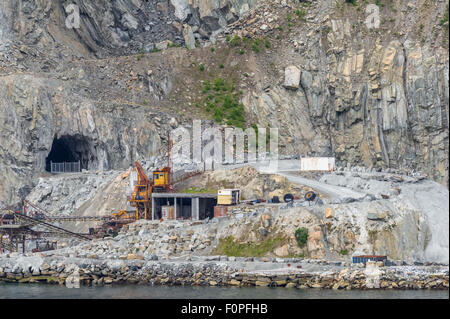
[238,0,449,186]
[0,0,260,62]
[0,74,169,207]
[0,0,448,207]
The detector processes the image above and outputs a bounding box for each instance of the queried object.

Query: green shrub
[295,228,309,247]
[295,8,307,20]
[213,107,224,122]
[231,35,241,47]
[200,78,246,128]
[214,78,226,90]
[199,64,205,71]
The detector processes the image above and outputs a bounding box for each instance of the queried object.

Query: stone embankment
[0,255,448,290]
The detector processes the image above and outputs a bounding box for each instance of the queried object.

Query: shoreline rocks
[0,256,448,290]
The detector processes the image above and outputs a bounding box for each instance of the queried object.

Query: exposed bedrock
[0,75,168,207]
[0,0,448,207]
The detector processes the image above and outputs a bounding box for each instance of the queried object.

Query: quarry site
[0,0,449,293]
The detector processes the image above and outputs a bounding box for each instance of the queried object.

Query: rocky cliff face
[235,1,449,187]
[0,0,448,207]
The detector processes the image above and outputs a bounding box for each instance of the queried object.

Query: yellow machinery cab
[153,167,171,190]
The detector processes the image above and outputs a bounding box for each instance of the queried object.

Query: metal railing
[50,161,81,173]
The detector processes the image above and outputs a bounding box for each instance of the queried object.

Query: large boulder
[283,66,301,90]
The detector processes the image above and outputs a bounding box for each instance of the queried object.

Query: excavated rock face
[0,0,261,207]
[0,0,259,62]
[0,74,166,207]
[233,0,449,188]
[0,0,448,208]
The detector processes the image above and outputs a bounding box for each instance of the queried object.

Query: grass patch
[226,35,267,54]
[295,8,307,20]
[167,42,182,48]
[231,35,241,47]
[212,235,287,257]
[180,187,217,194]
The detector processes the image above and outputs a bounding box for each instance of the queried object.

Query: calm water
[0,283,448,299]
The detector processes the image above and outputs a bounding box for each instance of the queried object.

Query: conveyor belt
[42,216,111,222]
[12,212,91,241]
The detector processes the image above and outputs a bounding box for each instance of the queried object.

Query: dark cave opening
[45,135,97,172]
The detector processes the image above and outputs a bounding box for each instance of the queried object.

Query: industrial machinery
[32,240,57,253]
[111,210,130,220]
[128,161,173,220]
[153,167,171,190]
[91,209,136,237]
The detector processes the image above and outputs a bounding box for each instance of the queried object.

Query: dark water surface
[0,283,448,299]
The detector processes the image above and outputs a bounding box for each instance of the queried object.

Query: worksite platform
[151,193,217,221]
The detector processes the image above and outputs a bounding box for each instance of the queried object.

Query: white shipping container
[300,157,335,171]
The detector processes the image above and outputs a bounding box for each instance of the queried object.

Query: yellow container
[218,195,232,205]
[217,189,240,205]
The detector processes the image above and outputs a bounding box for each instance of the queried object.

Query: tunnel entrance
[45,135,98,172]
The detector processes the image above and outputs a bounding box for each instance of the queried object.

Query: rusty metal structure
[32,240,58,253]
[128,161,172,220]
[0,210,87,253]
[0,134,207,252]
[0,201,126,253]
[127,161,204,221]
